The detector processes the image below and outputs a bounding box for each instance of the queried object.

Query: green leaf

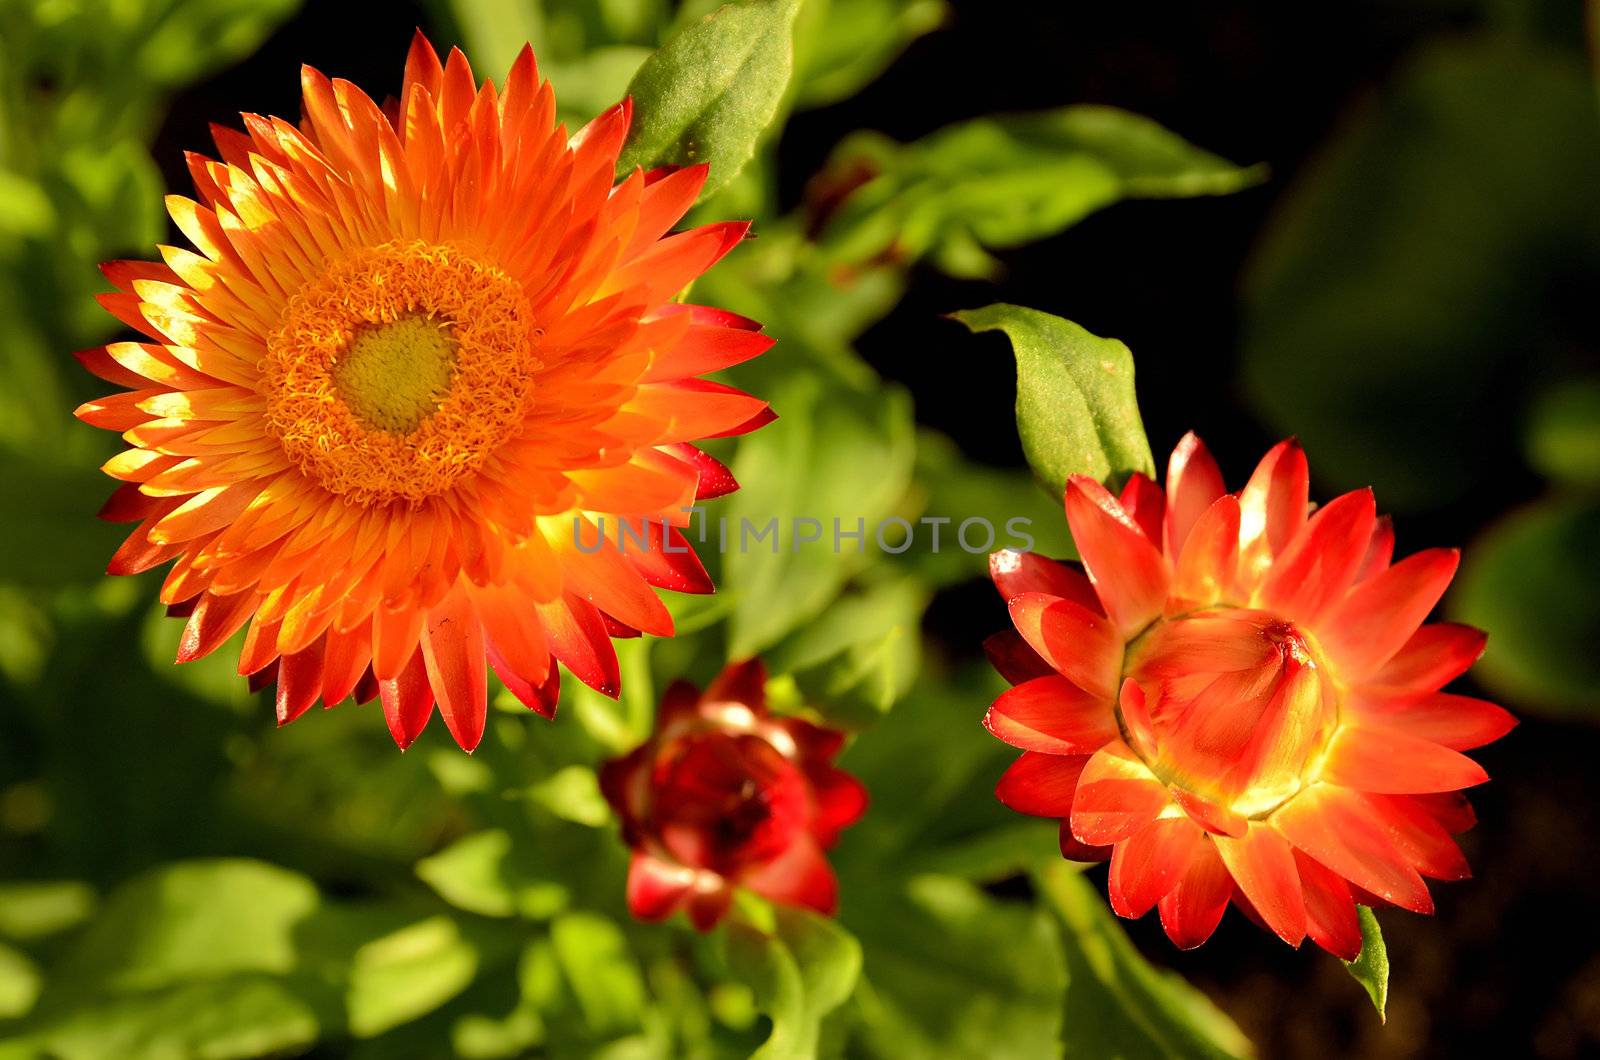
[764,571,928,721]
[444,0,544,80]
[0,941,41,1019]
[833,667,1043,883]
[953,304,1154,496]
[1240,36,1600,510]
[1033,863,1252,1059]
[9,861,335,1060]
[1452,496,1600,717]
[813,107,1261,278]
[550,912,648,1037]
[724,375,916,655]
[527,765,613,827]
[617,0,802,198]
[134,0,301,87]
[843,876,1064,1059]
[792,0,945,108]
[416,830,572,920]
[347,916,481,1038]
[11,975,321,1060]
[0,880,97,942]
[1344,906,1389,1021]
[1526,377,1600,487]
[722,906,862,1060]
[45,860,319,994]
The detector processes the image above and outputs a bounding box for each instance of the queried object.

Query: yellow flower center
[1121,608,1341,819]
[263,240,537,507]
[332,316,459,434]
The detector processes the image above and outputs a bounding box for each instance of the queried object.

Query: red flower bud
[600,659,867,930]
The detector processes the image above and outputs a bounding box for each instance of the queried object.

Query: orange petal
[1362,794,1470,881]
[321,623,373,706]
[1259,489,1375,620]
[989,549,1100,613]
[1213,823,1306,946]
[643,319,773,381]
[1295,850,1361,960]
[1164,431,1227,558]
[1347,690,1515,751]
[626,852,694,922]
[535,592,619,697]
[1237,438,1309,569]
[176,590,256,663]
[1070,740,1170,846]
[1319,724,1488,793]
[1065,475,1170,636]
[276,638,326,725]
[1272,784,1434,914]
[1168,495,1241,610]
[1117,473,1165,548]
[743,835,838,916]
[983,675,1118,755]
[1109,816,1206,918]
[1006,592,1121,699]
[421,590,489,752]
[1367,622,1486,693]
[705,657,766,707]
[380,646,436,750]
[1355,515,1395,583]
[1171,787,1246,838]
[1319,548,1459,678]
[149,483,261,545]
[372,603,426,682]
[1157,838,1232,949]
[995,751,1090,818]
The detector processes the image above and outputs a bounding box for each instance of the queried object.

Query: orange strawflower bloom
[984,435,1514,956]
[74,34,772,751]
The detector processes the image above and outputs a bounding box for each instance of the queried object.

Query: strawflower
[600,660,867,930]
[984,435,1514,956]
[75,34,772,750]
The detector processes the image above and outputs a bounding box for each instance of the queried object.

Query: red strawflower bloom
[73,33,773,751]
[984,434,1515,957]
[600,660,867,930]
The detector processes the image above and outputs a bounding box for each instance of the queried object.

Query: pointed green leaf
[347,916,480,1038]
[550,912,649,1037]
[954,304,1154,496]
[1453,496,1600,718]
[1034,863,1252,1059]
[814,107,1261,278]
[843,875,1064,1060]
[416,830,571,920]
[618,0,802,198]
[723,906,861,1059]
[792,0,946,108]
[1344,906,1390,1020]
